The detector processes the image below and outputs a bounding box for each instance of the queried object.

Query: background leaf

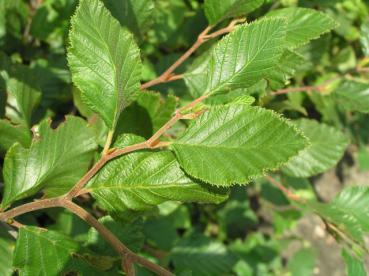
[333,80,369,113]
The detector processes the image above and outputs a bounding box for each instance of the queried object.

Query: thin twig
[265,175,303,202]
[141,18,245,90]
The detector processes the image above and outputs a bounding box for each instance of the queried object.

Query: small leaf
[266,7,337,49]
[342,249,367,276]
[360,21,369,56]
[68,0,142,130]
[171,105,307,186]
[283,119,349,178]
[310,186,369,244]
[87,216,144,255]
[13,226,114,275]
[1,116,97,208]
[102,0,155,39]
[87,135,228,214]
[204,18,286,95]
[204,0,264,25]
[333,80,369,113]
[0,119,31,153]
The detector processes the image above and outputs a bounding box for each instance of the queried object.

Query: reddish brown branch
[265,175,303,202]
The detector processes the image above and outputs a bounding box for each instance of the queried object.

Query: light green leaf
[287,248,316,276]
[102,0,155,38]
[342,249,366,276]
[360,21,369,56]
[204,18,286,95]
[87,135,228,214]
[7,66,41,127]
[266,7,337,49]
[283,119,349,178]
[0,75,5,117]
[171,233,237,276]
[310,186,369,243]
[266,49,305,90]
[0,236,13,276]
[204,0,264,25]
[13,226,114,275]
[87,216,144,255]
[0,119,31,153]
[171,105,307,186]
[68,0,142,130]
[333,81,369,113]
[1,116,97,208]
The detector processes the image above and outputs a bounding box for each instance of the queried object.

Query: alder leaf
[171,105,308,186]
[87,135,228,214]
[204,0,264,25]
[204,18,287,95]
[310,186,369,244]
[102,0,155,39]
[333,80,369,113]
[1,116,97,208]
[68,0,142,130]
[266,7,337,49]
[360,21,369,57]
[13,226,115,275]
[0,236,13,276]
[0,119,31,153]
[342,249,367,276]
[283,119,349,178]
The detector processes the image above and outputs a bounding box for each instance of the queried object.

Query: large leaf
[266,7,336,49]
[1,116,97,208]
[310,186,369,243]
[360,21,369,56]
[102,0,154,38]
[87,135,228,214]
[170,233,237,276]
[283,119,349,178]
[171,105,307,186]
[13,226,114,275]
[333,80,369,113]
[342,250,366,276]
[68,0,142,130]
[203,18,287,95]
[204,0,264,25]
[0,119,31,153]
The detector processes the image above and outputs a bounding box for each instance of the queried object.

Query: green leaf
[0,119,31,153]
[170,233,237,276]
[87,216,144,255]
[266,49,305,90]
[68,0,142,130]
[0,236,13,276]
[13,226,114,275]
[203,18,286,95]
[171,105,307,186]
[7,65,41,127]
[342,249,366,276]
[102,0,155,39]
[204,0,264,25]
[333,81,369,113]
[310,186,369,244]
[360,21,369,56]
[283,119,349,177]
[87,135,228,214]
[287,248,316,276]
[0,75,5,117]
[1,116,97,208]
[266,7,337,49]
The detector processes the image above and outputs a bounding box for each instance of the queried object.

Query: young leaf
[265,7,337,49]
[0,119,31,152]
[87,135,228,214]
[283,119,349,178]
[333,80,369,113]
[171,105,307,186]
[204,18,287,95]
[360,21,369,56]
[310,186,369,243]
[68,0,142,130]
[342,249,367,276]
[204,0,264,25]
[1,116,97,208]
[13,226,114,275]
[102,0,155,39]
